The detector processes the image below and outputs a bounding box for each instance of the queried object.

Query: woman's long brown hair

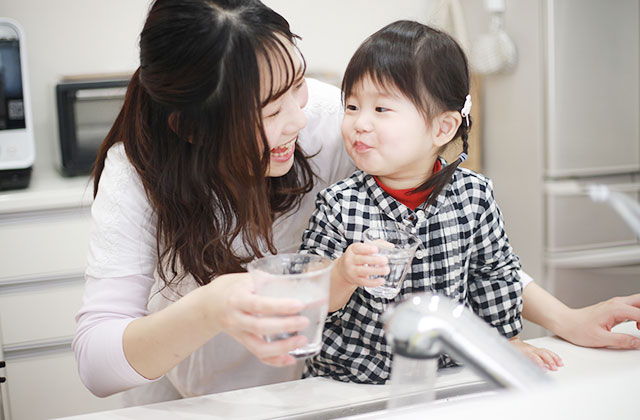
[92,0,315,288]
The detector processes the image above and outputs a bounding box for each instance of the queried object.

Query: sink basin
[270,379,498,420]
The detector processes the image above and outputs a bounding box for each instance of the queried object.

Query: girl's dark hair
[342,20,472,206]
[93,0,315,288]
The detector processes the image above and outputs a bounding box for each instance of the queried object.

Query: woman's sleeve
[467,179,523,339]
[73,275,158,397]
[72,146,160,397]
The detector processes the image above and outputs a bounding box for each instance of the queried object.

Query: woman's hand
[509,337,563,371]
[557,294,640,349]
[522,283,640,350]
[210,273,311,367]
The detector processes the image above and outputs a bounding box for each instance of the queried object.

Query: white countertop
[55,322,640,420]
[0,168,91,215]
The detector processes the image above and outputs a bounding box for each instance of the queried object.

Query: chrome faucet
[383,293,551,391]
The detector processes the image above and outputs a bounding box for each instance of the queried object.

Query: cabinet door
[0,278,85,347]
[546,0,640,177]
[549,256,640,308]
[0,209,91,280]
[545,176,640,252]
[4,349,121,420]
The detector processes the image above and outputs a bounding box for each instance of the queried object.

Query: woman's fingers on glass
[249,313,310,337]
[242,332,307,362]
[243,293,305,316]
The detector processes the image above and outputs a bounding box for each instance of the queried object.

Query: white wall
[263,0,434,78]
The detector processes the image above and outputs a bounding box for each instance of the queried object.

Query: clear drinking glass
[247,253,332,359]
[363,226,420,299]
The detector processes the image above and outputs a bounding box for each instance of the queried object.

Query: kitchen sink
[270,379,499,420]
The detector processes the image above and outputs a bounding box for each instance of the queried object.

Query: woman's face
[260,42,309,178]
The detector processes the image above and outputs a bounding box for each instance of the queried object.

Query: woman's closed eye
[265,109,281,118]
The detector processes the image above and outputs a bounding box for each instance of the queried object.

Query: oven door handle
[546,245,640,269]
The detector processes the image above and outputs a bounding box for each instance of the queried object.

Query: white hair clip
[460,94,472,126]
[458,152,468,163]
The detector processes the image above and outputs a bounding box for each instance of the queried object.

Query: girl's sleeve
[467,179,523,339]
[72,145,159,397]
[299,189,348,261]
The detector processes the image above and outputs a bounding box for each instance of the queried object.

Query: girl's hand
[334,242,389,288]
[210,273,310,367]
[510,338,563,371]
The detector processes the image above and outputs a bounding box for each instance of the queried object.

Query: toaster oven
[56,75,130,176]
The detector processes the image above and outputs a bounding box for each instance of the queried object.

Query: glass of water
[247,253,332,359]
[363,226,420,299]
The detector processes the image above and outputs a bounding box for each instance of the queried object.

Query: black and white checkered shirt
[299,163,523,384]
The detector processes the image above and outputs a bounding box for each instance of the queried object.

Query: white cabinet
[0,175,121,420]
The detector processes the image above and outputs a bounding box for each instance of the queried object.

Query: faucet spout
[383,293,551,391]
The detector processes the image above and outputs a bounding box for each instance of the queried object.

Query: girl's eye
[375,107,390,113]
[346,104,358,111]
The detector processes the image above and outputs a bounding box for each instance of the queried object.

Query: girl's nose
[354,113,373,133]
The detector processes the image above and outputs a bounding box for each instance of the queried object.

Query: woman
[73,0,640,405]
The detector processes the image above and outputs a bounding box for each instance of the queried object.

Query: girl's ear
[432,110,462,147]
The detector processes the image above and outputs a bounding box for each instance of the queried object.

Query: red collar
[374,159,442,210]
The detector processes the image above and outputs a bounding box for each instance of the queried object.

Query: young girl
[299,20,558,384]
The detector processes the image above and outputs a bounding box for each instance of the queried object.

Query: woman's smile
[270,136,297,162]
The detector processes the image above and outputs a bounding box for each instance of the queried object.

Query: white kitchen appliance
[0,18,34,190]
[544,0,640,307]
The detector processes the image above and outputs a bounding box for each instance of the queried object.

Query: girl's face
[260,43,309,178]
[341,77,439,190]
